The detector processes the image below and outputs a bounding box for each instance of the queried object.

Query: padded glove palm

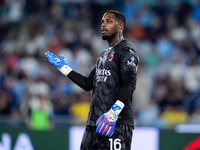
[96,101,124,137]
[45,51,72,76]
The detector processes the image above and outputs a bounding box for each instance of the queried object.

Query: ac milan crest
[109,52,114,62]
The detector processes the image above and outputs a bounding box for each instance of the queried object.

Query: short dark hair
[106,10,126,28]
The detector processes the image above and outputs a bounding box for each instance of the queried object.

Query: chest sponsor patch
[96,69,111,82]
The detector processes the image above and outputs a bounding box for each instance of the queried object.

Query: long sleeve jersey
[68,40,139,127]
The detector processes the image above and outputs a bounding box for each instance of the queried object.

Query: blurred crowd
[0,0,200,129]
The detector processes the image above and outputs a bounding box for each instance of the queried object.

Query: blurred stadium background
[0,0,200,149]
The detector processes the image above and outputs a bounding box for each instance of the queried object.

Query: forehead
[102,13,117,21]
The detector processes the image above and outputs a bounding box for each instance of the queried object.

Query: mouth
[101,29,108,34]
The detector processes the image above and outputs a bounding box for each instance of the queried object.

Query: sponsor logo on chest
[96,69,111,82]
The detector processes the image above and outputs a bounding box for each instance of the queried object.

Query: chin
[102,35,110,40]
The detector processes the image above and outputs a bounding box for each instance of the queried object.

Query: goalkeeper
[45,10,139,150]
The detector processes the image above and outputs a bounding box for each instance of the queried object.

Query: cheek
[108,25,119,35]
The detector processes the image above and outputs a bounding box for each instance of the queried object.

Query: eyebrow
[101,18,114,22]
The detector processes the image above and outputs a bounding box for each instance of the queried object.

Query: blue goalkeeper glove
[96,100,124,137]
[45,51,72,76]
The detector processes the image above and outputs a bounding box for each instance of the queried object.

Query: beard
[102,34,110,40]
[102,34,114,41]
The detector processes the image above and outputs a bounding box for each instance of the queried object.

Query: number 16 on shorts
[109,138,121,150]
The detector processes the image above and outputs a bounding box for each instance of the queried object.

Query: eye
[107,20,111,23]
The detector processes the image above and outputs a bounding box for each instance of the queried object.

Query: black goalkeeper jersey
[68,40,139,127]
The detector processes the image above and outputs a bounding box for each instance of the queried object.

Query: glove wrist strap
[112,100,125,115]
[59,65,72,76]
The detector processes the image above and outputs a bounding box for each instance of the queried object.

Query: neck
[108,34,124,47]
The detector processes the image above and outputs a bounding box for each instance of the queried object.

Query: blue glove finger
[102,123,109,136]
[96,122,104,135]
[106,127,114,137]
[97,122,104,135]
[59,54,66,61]
[59,54,68,66]
[45,51,52,61]
[45,51,61,69]
[99,122,105,135]
[51,54,61,68]
[107,122,115,136]
[45,51,55,63]
[96,124,101,134]
[96,114,104,126]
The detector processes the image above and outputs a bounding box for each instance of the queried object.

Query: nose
[101,22,106,27]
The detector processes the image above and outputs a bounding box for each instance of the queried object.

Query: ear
[118,22,124,30]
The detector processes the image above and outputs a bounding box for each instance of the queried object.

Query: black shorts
[80,124,133,150]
